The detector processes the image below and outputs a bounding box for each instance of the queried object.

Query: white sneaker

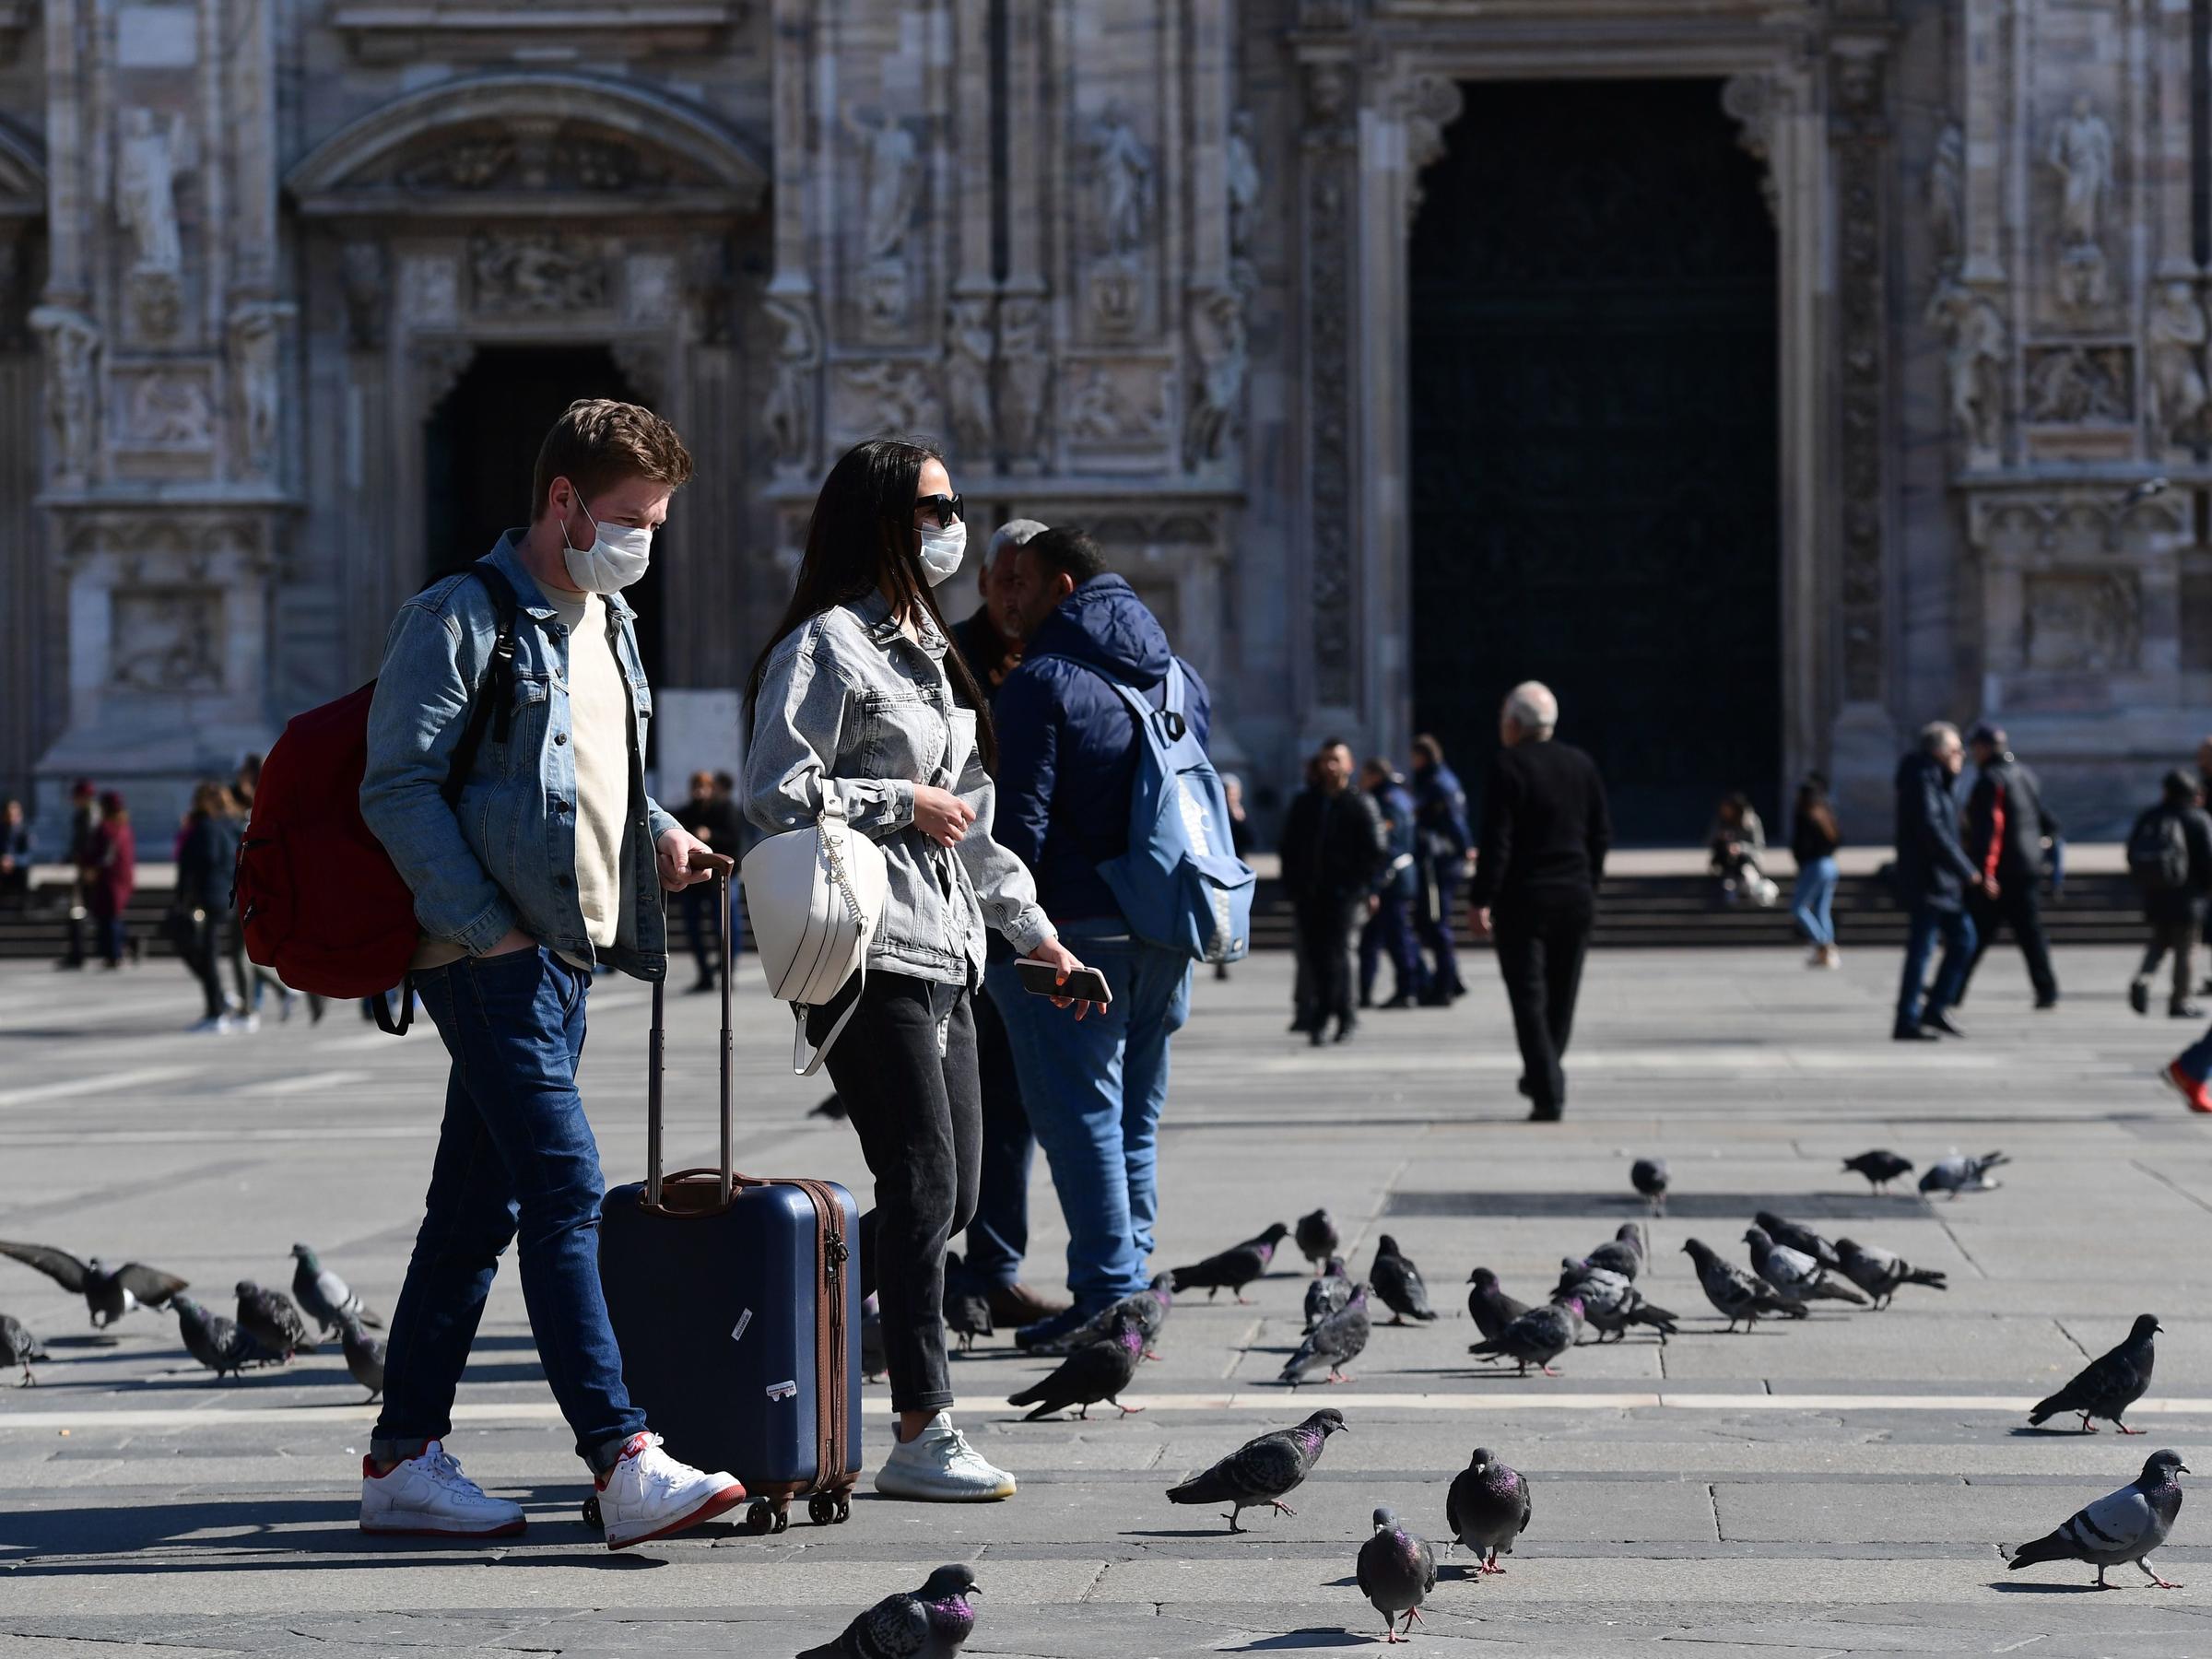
[595,1431,746,1550]
[873,1411,1018,1501]
[186,1016,232,1035]
[359,1441,525,1537]
[237,1012,261,1033]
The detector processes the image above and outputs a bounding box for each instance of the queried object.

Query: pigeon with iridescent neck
[2009,1450,2186,1590]
[1446,1446,1532,1573]
[1169,1223,1289,1303]
[1166,1408,1347,1533]
[1466,1297,1581,1376]
[1305,1256,1352,1330]
[289,1242,382,1337]
[1280,1282,1370,1386]
[797,1563,980,1658]
[1006,1309,1144,1420]
[1295,1208,1340,1275]
[1357,1506,1436,1644]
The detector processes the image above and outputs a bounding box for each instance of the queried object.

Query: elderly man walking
[1891,720,1992,1041]
[1467,682,1610,1122]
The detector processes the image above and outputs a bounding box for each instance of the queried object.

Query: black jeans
[1293,896,1361,1031]
[1492,896,1594,1113]
[1959,879,2057,1006]
[679,883,741,986]
[2139,919,2197,1006]
[962,982,1035,1288]
[812,971,979,1415]
[182,911,229,1018]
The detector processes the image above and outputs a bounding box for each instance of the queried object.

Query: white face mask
[559,494,654,593]
[917,520,967,588]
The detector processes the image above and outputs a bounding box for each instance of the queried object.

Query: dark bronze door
[1408,78,1780,841]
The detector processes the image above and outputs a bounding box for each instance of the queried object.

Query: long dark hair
[1794,774,1839,843]
[747,437,996,771]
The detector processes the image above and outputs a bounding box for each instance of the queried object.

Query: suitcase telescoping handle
[648,853,739,1212]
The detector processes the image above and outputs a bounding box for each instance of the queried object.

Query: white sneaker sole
[872,1469,1018,1502]
[359,1512,525,1538]
[604,1479,747,1550]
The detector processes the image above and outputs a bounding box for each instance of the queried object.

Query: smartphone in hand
[1017,957,1112,1006]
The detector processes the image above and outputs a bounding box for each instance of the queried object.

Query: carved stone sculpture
[228,302,289,479]
[994,296,1052,471]
[2146,281,2209,452]
[2025,346,2131,425]
[117,108,189,339]
[840,360,939,440]
[1227,111,1262,272]
[29,305,100,484]
[112,590,223,694]
[1926,120,1964,272]
[761,293,822,473]
[1092,103,1155,260]
[943,297,997,463]
[1925,277,2006,457]
[122,373,215,449]
[2045,97,2112,312]
[339,241,388,349]
[1183,286,1247,467]
[470,231,609,314]
[849,112,923,263]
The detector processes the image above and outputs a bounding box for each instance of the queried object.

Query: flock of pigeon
[0,1238,389,1399]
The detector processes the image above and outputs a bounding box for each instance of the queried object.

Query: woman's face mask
[918,519,967,588]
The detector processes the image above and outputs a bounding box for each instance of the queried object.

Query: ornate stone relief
[1183,284,1246,468]
[761,292,822,475]
[112,589,223,694]
[1831,50,1890,700]
[994,297,1052,473]
[2043,97,2112,315]
[2145,280,2209,452]
[29,305,101,485]
[1925,275,2006,461]
[1397,76,1465,228]
[1062,360,1171,452]
[847,112,921,334]
[392,128,687,194]
[117,108,191,341]
[339,240,388,349]
[2023,571,2140,674]
[227,301,292,480]
[115,368,216,452]
[2023,345,2131,425]
[1301,56,1358,706]
[470,231,611,315]
[942,297,997,464]
[1086,102,1155,336]
[832,359,940,443]
[1720,75,1779,226]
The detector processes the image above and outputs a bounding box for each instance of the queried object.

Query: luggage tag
[765,1380,798,1403]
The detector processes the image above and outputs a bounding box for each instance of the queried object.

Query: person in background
[1468,682,1610,1122]
[2128,769,2212,1019]
[175,781,241,1030]
[234,752,264,811]
[950,516,1069,1331]
[0,796,30,911]
[85,789,135,971]
[1890,721,1988,1041]
[1280,739,1385,1046]
[57,778,100,970]
[1358,757,1427,1009]
[1954,724,2061,1011]
[1213,773,1253,982]
[1284,753,1324,1032]
[1707,794,1776,907]
[1789,773,1843,969]
[672,770,746,994]
[1409,735,1471,1005]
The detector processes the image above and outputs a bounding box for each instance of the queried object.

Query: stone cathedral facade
[0,0,2202,841]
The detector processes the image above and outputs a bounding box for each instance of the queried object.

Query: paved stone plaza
[3,945,2211,1655]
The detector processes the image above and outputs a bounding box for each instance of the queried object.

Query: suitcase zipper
[792,1178,846,1493]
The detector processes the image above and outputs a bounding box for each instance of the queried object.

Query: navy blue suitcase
[597,871,863,1533]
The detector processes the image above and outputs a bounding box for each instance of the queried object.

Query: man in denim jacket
[358,399,744,1550]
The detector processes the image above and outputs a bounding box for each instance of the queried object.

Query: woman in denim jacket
[745,437,1093,1503]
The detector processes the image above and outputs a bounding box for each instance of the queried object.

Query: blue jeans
[988,923,1193,1309]
[1792,855,1839,947]
[1359,889,1427,1004]
[371,947,644,1471]
[1897,903,1976,1029]
[1415,860,1464,994]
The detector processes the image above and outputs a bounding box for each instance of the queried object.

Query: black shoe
[1309,1028,1326,1048]
[1891,1023,1938,1041]
[1920,1011,1965,1038]
[2173,1004,2206,1020]
[2034,994,2059,1011]
[1289,1018,1319,1035]
[2131,981,2151,1017]
[1526,1104,1563,1123]
[1378,993,1417,1010]
[1418,986,1453,1007]
[1357,994,1373,1010]
[1333,1018,1357,1043]
[685,977,717,995]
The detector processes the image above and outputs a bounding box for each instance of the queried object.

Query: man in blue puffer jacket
[989,527,1211,1348]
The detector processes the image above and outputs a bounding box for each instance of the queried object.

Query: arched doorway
[423,344,665,688]
[1407,77,1781,841]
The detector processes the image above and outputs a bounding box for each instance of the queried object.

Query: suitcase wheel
[746,1498,785,1535]
[581,1495,603,1531]
[808,1492,838,1526]
[836,1492,852,1524]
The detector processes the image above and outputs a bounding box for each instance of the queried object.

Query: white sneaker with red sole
[359,1441,525,1537]
[596,1431,747,1550]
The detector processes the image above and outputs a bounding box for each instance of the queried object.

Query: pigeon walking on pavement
[2009,1450,2187,1590]
[1281,1284,1371,1387]
[1295,1209,1340,1275]
[1170,1223,1289,1303]
[1753,1210,1842,1272]
[1006,1310,1146,1420]
[338,1312,386,1402]
[1305,1257,1352,1330]
[173,1293,274,1381]
[1370,1235,1437,1324]
[1841,1149,1914,1194]
[1166,1408,1347,1533]
[1026,1275,1175,1361]
[1467,1298,1583,1377]
[1446,1446,1532,1573]
[1,1312,46,1385]
[796,1563,980,1658]
[1466,1268,1531,1347]
[0,1241,188,1330]
[1682,1238,1805,1332]
[1832,1239,1947,1309]
[942,1252,993,1353]
[1743,1226,1868,1309]
[1918,1149,2008,1198]
[289,1243,382,1336]
[1630,1158,1669,1216]
[235,1280,317,1360]
[1357,1506,1437,1643]
[1553,1263,1679,1344]
[2030,1314,2160,1434]
[1584,1223,1648,1282]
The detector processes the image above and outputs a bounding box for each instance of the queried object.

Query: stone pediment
[284,72,767,220]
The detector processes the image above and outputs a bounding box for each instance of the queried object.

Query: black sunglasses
[913,492,965,529]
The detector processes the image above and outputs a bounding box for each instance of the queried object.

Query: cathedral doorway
[1407,77,1781,841]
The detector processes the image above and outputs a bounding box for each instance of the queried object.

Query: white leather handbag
[739,781,888,1076]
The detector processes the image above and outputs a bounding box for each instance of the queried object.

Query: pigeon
[1743,1227,1868,1309]
[1280,1283,1371,1386]
[235,1280,317,1359]
[1165,1407,1347,1533]
[1554,1263,1679,1344]
[860,1293,887,1382]
[1294,1208,1340,1274]
[1026,1275,1175,1361]
[1630,1158,1669,1216]
[2030,1314,2159,1434]
[1832,1238,1947,1309]
[1753,1210,1842,1271]
[338,1312,386,1402]
[1006,1309,1145,1420]
[1918,1148,2007,1198]
[2009,1450,2188,1590]
[1681,1238,1806,1332]
[1584,1223,1647,1282]
[1841,1148,1914,1194]
[1370,1234,1437,1324]
[942,1252,993,1353]
[0,1241,188,1329]
[1169,1222,1289,1303]
[173,1293,274,1381]
[796,1562,980,1658]
[1,1312,46,1386]
[1466,1268,1531,1347]
[1446,1445,1532,1572]
[289,1243,382,1336]
[1305,1256,1352,1330]
[1357,1506,1437,1644]
[1468,1297,1582,1376]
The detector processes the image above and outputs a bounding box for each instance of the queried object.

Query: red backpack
[234,564,518,1030]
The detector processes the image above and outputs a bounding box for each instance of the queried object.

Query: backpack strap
[1091,661,1188,747]
[440,560,520,805]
